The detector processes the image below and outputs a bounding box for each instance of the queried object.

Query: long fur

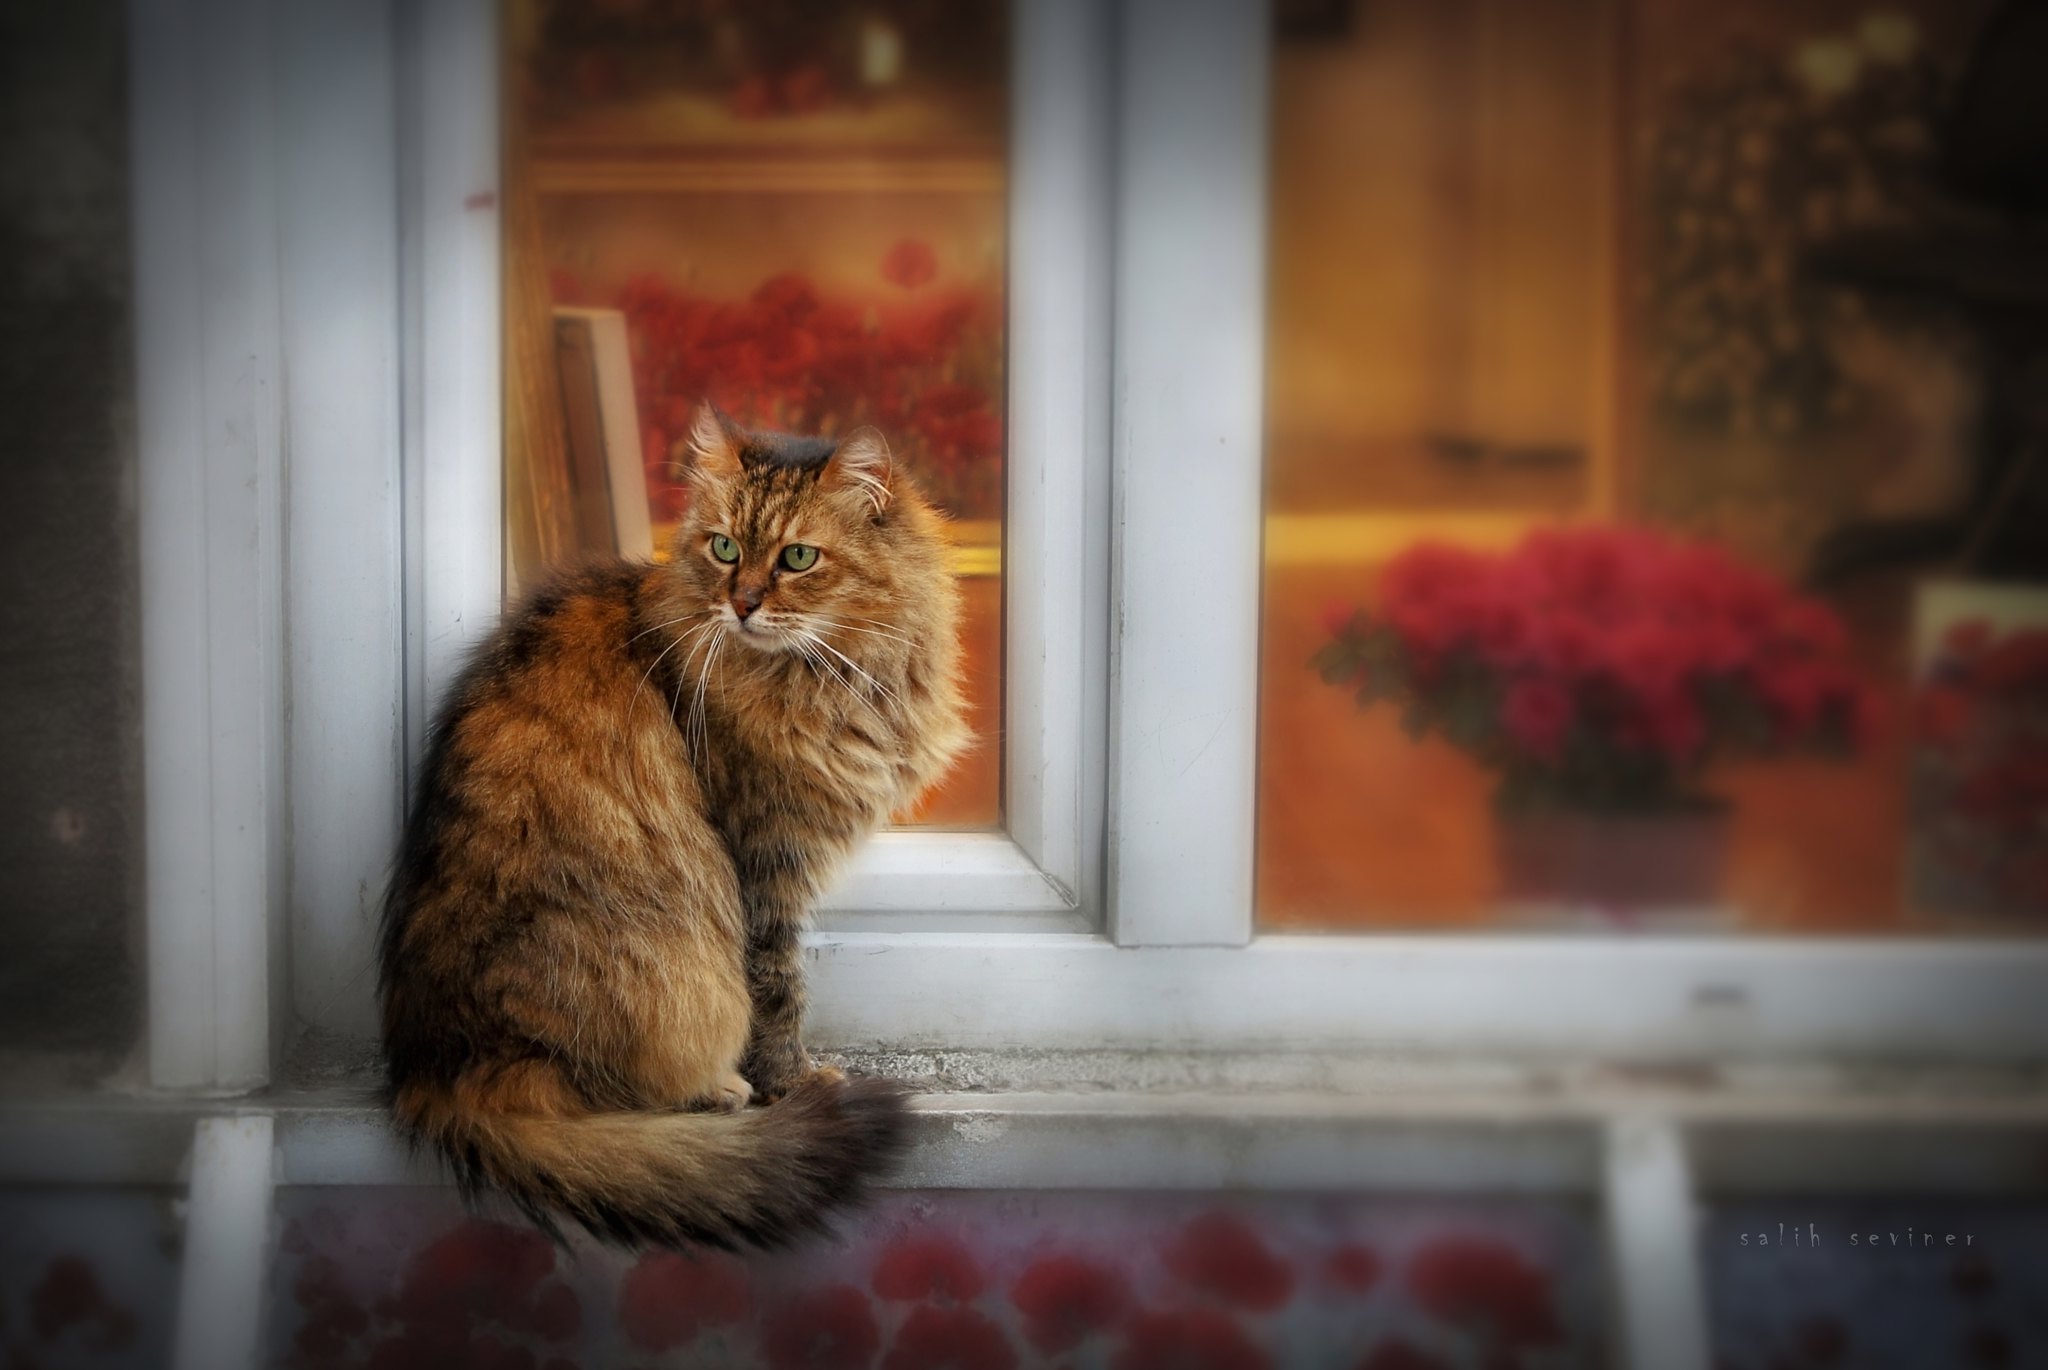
[379,411,967,1249]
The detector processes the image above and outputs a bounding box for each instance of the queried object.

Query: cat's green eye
[780,544,819,572]
[710,534,740,563]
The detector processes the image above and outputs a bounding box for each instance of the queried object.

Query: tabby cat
[378,406,968,1248]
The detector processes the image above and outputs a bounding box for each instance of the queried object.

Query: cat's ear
[687,402,743,485]
[822,426,893,515]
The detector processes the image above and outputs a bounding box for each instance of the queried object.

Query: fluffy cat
[378,405,968,1248]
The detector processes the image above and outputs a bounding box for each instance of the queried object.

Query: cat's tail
[394,1071,912,1250]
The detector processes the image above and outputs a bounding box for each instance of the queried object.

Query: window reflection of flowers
[553,238,1004,523]
[1316,528,1876,813]
[1646,11,1947,440]
[1913,619,2048,916]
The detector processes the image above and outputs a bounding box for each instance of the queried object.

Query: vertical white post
[1108,0,1268,946]
[278,1,408,1040]
[1005,0,1114,907]
[402,0,503,776]
[173,1115,277,1370]
[1602,1116,1712,1370]
[132,0,282,1091]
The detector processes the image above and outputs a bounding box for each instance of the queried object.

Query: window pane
[1,2,145,1076]
[270,1185,1604,1365]
[1703,1199,2048,1364]
[1259,0,2045,931]
[502,1,1007,827]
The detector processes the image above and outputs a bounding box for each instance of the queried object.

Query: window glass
[270,1185,1604,1365]
[1702,1198,2048,1364]
[1,2,144,1071]
[1259,0,2044,931]
[503,1,1007,825]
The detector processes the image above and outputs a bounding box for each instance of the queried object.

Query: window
[1258,0,2048,938]
[500,1,1012,825]
[92,1,2048,1365]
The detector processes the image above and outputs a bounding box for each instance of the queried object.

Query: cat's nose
[731,588,764,620]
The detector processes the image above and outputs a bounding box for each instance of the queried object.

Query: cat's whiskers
[652,619,720,718]
[668,618,724,759]
[811,616,914,651]
[798,634,888,725]
[627,608,712,646]
[688,631,727,765]
[799,629,902,713]
[848,615,918,645]
[631,616,718,720]
[793,632,884,723]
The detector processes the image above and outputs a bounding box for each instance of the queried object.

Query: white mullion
[133,0,282,1091]
[279,0,407,1041]
[1107,0,1268,947]
[171,1116,277,1370]
[1602,1117,1711,1370]
[405,0,503,767]
[1003,0,1114,908]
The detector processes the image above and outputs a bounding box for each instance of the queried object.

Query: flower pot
[1493,804,1732,927]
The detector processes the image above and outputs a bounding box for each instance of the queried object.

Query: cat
[378,405,969,1249]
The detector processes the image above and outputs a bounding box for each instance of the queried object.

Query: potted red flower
[1316,527,1876,917]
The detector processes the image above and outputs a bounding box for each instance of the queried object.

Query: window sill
[4,1045,2044,1195]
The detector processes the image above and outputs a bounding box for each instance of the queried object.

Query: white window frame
[85,4,2048,1369]
[135,0,2048,1064]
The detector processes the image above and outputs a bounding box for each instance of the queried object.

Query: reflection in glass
[502,1,1008,826]
[1259,0,2045,932]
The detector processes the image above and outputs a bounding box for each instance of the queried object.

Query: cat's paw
[749,1057,842,1103]
[693,1072,753,1113]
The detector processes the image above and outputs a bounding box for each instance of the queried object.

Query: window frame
[134,0,2048,1073]
[84,4,2048,1368]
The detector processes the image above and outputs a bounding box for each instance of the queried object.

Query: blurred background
[4,0,2047,1366]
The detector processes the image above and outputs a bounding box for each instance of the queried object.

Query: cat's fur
[378,406,968,1249]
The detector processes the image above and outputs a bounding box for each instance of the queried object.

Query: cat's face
[673,406,904,657]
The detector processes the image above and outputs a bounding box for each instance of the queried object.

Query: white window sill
[3,1048,2043,1195]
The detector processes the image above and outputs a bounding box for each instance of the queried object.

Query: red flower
[388,1220,556,1335]
[917,409,1003,455]
[1011,1255,1131,1353]
[1943,618,1993,662]
[1503,679,1574,761]
[1524,614,1601,678]
[1322,1245,1383,1294]
[872,1235,985,1303]
[882,1305,1016,1370]
[1354,1340,1451,1370]
[1113,1310,1269,1370]
[754,273,820,323]
[1161,1213,1295,1313]
[1917,684,1974,748]
[917,382,989,418]
[1974,629,2048,693]
[882,240,940,290]
[1404,1237,1563,1349]
[620,1250,750,1352]
[761,1285,882,1370]
[1641,688,1706,762]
